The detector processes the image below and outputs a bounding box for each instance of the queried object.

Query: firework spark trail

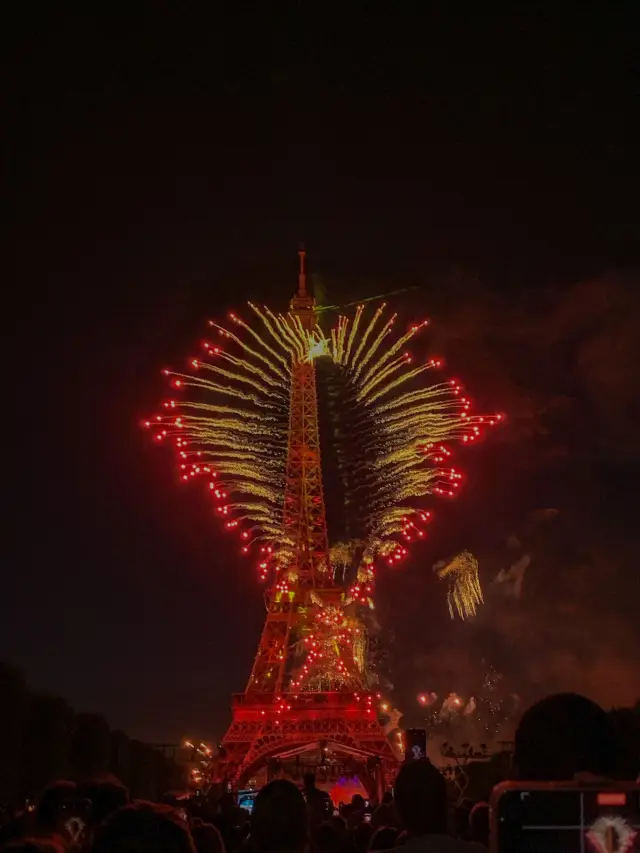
[342,303,364,366]
[352,312,397,382]
[351,304,385,371]
[436,552,484,619]
[147,302,500,622]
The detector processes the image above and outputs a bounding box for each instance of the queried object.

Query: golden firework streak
[153,303,497,615]
[436,552,484,620]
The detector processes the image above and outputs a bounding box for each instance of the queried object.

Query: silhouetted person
[214,794,247,853]
[371,801,399,831]
[467,803,489,850]
[217,794,246,828]
[450,802,471,841]
[369,826,398,851]
[250,780,307,853]
[349,822,373,853]
[0,809,33,848]
[190,820,226,853]
[33,781,77,845]
[302,774,331,834]
[344,795,367,832]
[78,776,129,829]
[314,821,342,853]
[350,796,365,813]
[514,693,617,780]
[393,759,470,851]
[328,814,347,848]
[92,802,196,853]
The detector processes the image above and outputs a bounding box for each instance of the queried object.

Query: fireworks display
[184,740,214,788]
[145,299,500,625]
[417,666,519,744]
[435,551,484,620]
[289,596,367,692]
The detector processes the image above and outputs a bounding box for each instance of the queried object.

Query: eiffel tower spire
[298,244,307,296]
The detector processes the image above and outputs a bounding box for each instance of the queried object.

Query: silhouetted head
[328,814,346,838]
[351,795,365,811]
[251,780,307,853]
[369,826,399,851]
[451,801,471,839]
[371,801,399,830]
[218,793,236,813]
[190,821,225,853]
[393,759,447,836]
[78,775,129,827]
[515,693,616,780]
[303,773,316,790]
[351,822,373,853]
[314,821,341,853]
[468,802,490,847]
[92,801,195,853]
[34,781,77,834]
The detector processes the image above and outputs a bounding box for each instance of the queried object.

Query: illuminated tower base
[219,691,398,792]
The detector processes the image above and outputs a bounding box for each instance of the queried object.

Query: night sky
[4,7,639,744]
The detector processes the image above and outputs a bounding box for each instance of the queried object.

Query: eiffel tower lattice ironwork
[217,251,399,791]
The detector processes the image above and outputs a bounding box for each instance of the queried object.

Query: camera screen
[495,788,640,852]
[404,728,427,761]
[237,791,257,814]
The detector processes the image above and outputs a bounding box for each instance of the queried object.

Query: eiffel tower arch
[217,252,399,793]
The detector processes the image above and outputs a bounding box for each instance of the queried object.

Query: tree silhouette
[22,693,73,793]
[70,713,111,779]
[0,661,185,801]
[0,663,28,801]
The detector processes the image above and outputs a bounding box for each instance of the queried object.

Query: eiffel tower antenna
[298,244,307,296]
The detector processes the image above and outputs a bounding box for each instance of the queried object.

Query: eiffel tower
[217,251,398,792]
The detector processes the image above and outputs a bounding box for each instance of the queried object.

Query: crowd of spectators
[0,692,636,853]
